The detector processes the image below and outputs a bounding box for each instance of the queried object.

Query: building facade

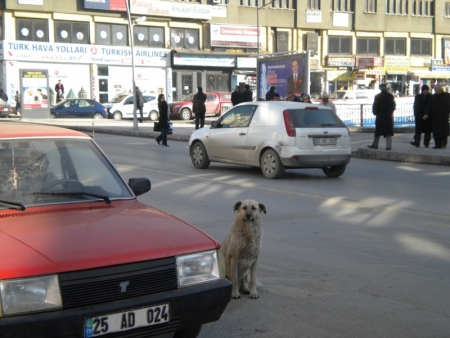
[1,0,449,107]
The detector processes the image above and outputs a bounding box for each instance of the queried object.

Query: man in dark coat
[410,84,432,148]
[424,84,450,148]
[367,84,396,150]
[192,87,207,130]
[135,87,144,123]
[265,86,276,101]
[242,84,253,102]
[231,85,243,106]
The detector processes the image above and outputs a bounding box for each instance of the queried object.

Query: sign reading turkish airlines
[210,24,265,49]
[3,40,170,67]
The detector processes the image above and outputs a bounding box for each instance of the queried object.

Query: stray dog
[221,199,266,299]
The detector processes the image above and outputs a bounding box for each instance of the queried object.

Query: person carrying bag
[155,94,170,147]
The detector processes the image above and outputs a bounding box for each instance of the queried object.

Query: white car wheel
[113,111,123,120]
[191,142,210,169]
[261,149,285,179]
[149,110,159,121]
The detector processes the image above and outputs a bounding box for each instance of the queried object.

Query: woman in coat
[155,94,170,147]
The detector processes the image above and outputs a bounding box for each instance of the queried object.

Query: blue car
[50,99,108,119]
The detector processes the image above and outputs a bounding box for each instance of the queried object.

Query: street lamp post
[256,0,274,56]
[125,0,146,130]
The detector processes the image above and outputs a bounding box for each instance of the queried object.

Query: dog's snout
[245,212,252,220]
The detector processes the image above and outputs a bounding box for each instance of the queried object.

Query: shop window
[55,21,89,44]
[356,38,379,55]
[96,23,128,46]
[384,38,406,55]
[170,29,199,50]
[308,0,321,10]
[16,18,48,42]
[411,38,431,56]
[98,66,109,76]
[134,26,164,48]
[364,0,376,12]
[328,36,352,55]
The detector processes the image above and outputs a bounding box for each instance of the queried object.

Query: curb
[353,148,450,166]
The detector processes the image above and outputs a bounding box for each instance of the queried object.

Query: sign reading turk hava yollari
[3,40,170,67]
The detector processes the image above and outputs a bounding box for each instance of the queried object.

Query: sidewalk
[4,115,450,166]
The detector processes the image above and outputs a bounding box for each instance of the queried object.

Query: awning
[386,71,408,75]
[415,72,450,79]
[333,71,355,81]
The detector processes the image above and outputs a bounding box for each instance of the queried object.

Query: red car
[0,122,231,338]
[169,92,232,120]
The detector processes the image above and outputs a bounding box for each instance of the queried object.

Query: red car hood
[0,200,219,280]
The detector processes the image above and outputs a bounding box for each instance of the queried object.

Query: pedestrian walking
[14,91,21,115]
[319,93,336,113]
[155,94,170,147]
[265,86,276,101]
[231,85,243,106]
[192,87,207,130]
[424,84,450,148]
[368,84,396,150]
[242,84,253,102]
[410,84,431,148]
[135,86,144,123]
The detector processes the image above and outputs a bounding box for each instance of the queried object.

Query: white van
[330,90,378,102]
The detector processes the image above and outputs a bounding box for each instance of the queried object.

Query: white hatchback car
[103,93,159,120]
[189,101,351,179]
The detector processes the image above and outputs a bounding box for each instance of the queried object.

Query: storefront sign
[306,33,318,54]
[306,11,322,23]
[210,24,264,49]
[384,56,409,71]
[310,59,318,69]
[431,59,450,71]
[211,5,227,18]
[237,56,256,69]
[130,0,212,20]
[327,56,355,67]
[83,0,126,11]
[333,13,349,27]
[356,57,383,67]
[355,71,365,80]
[2,40,171,67]
[173,53,235,67]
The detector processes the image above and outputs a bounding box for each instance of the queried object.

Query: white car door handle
[239,132,246,136]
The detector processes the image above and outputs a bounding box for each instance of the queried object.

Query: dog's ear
[233,201,242,212]
[259,203,267,214]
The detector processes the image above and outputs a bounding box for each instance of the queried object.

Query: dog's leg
[241,271,250,294]
[230,257,241,299]
[248,260,259,299]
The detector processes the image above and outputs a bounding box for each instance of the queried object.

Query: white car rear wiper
[32,192,111,204]
[0,199,27,211]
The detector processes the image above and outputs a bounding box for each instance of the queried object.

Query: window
[385,38,406,55]
[55,21,89,44]
[16,18,48,42]
[170,28,199,50]
[328,36,352,54]
[330,0,354,12]
[446,2,450,16]
[412,0,433,16]
[308,0,320,10]
[356,38,379,55]
[411,38,431,55]
[95,23,128,46]
[365,0,376,12]
[134,26,164,48]
[220,106,256,128]
[386,0,409,14]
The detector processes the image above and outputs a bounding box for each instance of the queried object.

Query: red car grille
[59,258,178,309]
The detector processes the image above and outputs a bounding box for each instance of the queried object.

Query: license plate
[314,137,337,145]
[84,303,170,337]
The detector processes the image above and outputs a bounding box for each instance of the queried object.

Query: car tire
[93,113,104,119]
[148,110,159,121]
[112,111,123,120]
[260,149,285,179]
[191,142,210,169]
[180,108,192,120]
[173,325,202,338]
[50,113,56,119]
[322,164,346,178]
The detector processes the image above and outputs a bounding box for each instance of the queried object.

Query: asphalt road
[93,133,450,338]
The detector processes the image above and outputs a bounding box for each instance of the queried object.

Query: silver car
[189,101,351,179]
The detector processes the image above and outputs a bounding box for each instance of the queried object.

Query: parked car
[189,101,351,179]
[103,93,159,121]
[50,98,108,119]
[0,99,14,117]
[0,122,231,338]
[169,92,232,120]
[329,89,379,103]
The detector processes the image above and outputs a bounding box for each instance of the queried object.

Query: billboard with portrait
[19,69,50,118]
[257,52,310,100]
